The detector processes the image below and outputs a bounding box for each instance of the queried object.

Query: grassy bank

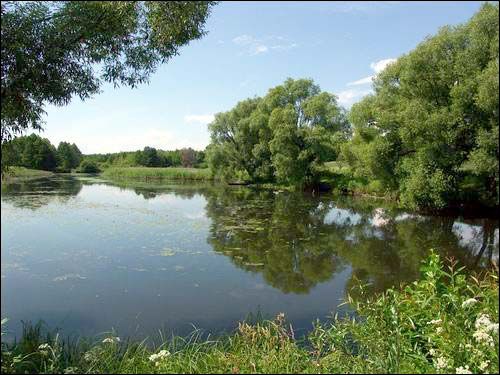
[1,252,498,374]
[101,167,216,181]
[1,167,54,182]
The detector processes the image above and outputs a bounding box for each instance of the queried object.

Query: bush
[76,161,100,173]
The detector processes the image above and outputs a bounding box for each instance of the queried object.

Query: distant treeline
[83,147,206,169]
[0,134,207,173]
[1,134,82,173]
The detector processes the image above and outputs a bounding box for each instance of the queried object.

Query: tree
[3,133,58,170]
[180,147,196,167]
[1,1,217,147]
[342,3,499,209]
[135,146,161,167]
[57,141,82,171]
[207,78,349,186]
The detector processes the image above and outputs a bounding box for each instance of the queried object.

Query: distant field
[101,167,216,181]
[1,167,53,181]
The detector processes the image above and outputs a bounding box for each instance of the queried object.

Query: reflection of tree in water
[205,189,345,294]
[204,189,499,297]
[1,176,83,209]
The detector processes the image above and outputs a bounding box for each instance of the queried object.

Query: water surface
[1,175,498,340]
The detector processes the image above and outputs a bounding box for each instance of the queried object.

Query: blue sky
[41,1,486,154]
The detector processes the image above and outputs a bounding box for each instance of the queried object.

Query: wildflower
[428,319,442,325]
[479,360,490,371]
[102,336,120,344]
[436,356,449,370]
[38,343,51,356]
[455,365,472,374]
[436,327,444,334]
[461,298,478,308]
[473,330,494,346]
[475,314,492,330]
[148,349,171,367]
[473,314,498,347]
[429,348,437,356]
[83,351,95,362]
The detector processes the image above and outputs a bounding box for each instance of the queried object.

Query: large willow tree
[344,3,499,209]
[207,78,349,187]
[1,1,216,146]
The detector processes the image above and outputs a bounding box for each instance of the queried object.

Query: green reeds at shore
[1,252,498,374]
[101,167,217,181]
[1,167,54,182]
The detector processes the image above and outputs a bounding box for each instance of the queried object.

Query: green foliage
[101,167,215,181]
[1,1,217,144]
[208,78,349,186]
[2,253,498,374]
[56,142,82,172]
[1,134,57,171]
[76,160,100,174]
[342,3,499,209]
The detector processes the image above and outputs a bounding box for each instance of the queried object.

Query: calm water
[1,175,498,341]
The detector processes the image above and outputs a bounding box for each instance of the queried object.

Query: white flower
[38,343,51,356]
[429,348,437,356]
[428,319,442,325]
[436,356,449,370]
[455,365,472,374]
[479,360,490,371]
[461,298,478,308]
[473,330,494,346]
[436,326,444,334]
[148,349,171,366]
[102,336,120,344]
[475,314,492,330]
[487,322,499,334]
[83,351,95,362]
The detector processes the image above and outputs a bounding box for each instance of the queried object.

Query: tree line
[84,147,206,169]
[2,134,82,172]
[206,3,499,210]
[1,135,207,173]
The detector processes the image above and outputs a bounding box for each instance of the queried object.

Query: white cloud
[184,114,215,125]
[370,58,397,73]
[232,34,298,56]
[346,75,373,86]
[346,58,397,86]
[336,88,372,107]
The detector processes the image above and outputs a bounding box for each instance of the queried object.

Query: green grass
[101,167,217,181]
[1,167,54,182]
[2,252,498,374]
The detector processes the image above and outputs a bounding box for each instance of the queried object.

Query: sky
[40,1,486,154]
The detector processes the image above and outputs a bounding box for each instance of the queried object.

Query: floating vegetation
[53,273,87,282]
[243,262,265,267]
[160,249,176,256]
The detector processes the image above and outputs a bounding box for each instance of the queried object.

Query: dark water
[1,175,498,341]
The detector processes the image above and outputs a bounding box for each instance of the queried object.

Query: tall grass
[101,167,217,181]
[1,167,54,181]
[1,252,498,374]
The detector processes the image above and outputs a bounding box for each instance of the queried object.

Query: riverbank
[1,167,54,182]
[2,253,498,374]
[101,167,216,181]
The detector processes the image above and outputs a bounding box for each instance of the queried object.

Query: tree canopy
[207,78,350,186]
[342,2,499,209]
[1,1,217,143]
